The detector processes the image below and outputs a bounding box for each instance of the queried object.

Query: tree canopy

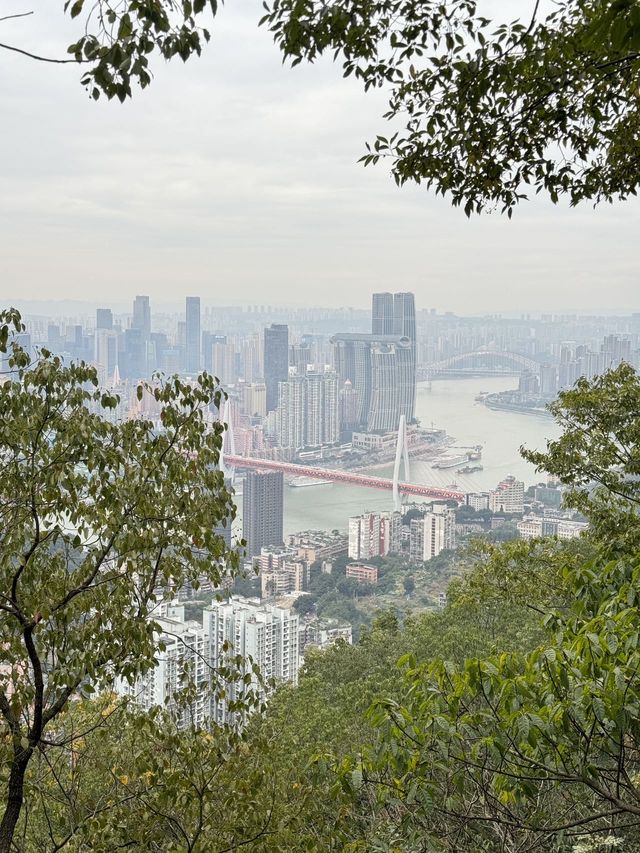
[0,308,239,851]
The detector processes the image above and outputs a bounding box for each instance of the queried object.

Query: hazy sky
[0,2,638,314]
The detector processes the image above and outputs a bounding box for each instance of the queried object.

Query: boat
[432,453,470,469]
[288,476,332,488]
[456,465,484,474]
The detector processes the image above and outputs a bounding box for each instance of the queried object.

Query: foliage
[340,550,640,850]
[262,0,640,214]
[14,697,278,852]
[522,362,640,554]
[292,593,316,615]
[0,309,238,850]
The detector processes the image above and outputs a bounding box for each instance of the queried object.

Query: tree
[402,574,415,596]
[263,0,640,214]
[0,308,239,851]
[521,362,640,554]
[292,594,315,616]
[0,1,219,101]
[341,550,640,851]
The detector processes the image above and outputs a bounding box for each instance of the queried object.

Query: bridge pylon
[220,398,236,484]
[392,415,410,513]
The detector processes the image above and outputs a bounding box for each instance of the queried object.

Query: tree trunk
[0,748,31,853]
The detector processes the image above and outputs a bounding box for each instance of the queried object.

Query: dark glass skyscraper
[264,324,289,413]
[185,296,201,374]
[242,470,284,558]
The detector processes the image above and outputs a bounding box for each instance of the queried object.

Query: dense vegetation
[3,302,640,850]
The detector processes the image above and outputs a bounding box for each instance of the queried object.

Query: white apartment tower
[422,503,456,561]
[489,475,525,514]
[115,610,209,730]
[203,597,299,727]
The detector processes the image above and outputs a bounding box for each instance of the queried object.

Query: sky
[0,2,638,315]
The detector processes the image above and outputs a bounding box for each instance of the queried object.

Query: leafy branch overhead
[64,0,220,102]
[3,1,640,212]
[262,0,640,214]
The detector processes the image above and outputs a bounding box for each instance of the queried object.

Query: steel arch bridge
[418,349,540,380]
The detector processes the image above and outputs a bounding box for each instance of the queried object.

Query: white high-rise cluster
[115,597,298,729]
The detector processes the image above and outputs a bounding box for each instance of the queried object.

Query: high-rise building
[132,296,151,340]
[185,296,201,374]
[392,292,417,342]
[275,370,339,450]
[348,511,401,560]
[243,470,284,558]
[332,333,415,433]
[115,606,210,730]
[241,383,267,418]
[204,596,299,727]
[94,328,118,384]
[264,324,289,413]
[422,504,456,560]
[96,308,113,331]
[372,292,395,335]
[489,475,525,514]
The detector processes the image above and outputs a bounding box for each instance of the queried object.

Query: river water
[235,377,562,538]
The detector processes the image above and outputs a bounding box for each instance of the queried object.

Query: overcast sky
[0,2,638,315]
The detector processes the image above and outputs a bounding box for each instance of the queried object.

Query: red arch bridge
[224,455,465,502]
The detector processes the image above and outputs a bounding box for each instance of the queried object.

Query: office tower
[96,308,113,331]
[204,597,299,726]
[185,296,201,374]
[132,295,151,340]
[391,291,416,419]
[264,324,289,413]
[392,291,417,342]
[290,343,311,375]
[372,292,395,335]
[94,328,118,383]
[242,470,284,558]
[121,327,146,380]
[332,333,414,433]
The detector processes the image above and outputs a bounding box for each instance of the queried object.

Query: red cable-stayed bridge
[223,454,465,502]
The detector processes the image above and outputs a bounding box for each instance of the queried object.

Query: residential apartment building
[489,475,525,514]
[203,597,299,726]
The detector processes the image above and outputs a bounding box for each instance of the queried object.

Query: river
[234,377,563,538]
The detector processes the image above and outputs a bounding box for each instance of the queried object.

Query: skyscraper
[185,296,201,374]
[96,308,113,331]
[132,296,151,340]
[372,292,395,335]
[242,470,284,558]
[264,324,289,413]
[331,333,414,432]
[392,292,416,342]
[275,370,339,450]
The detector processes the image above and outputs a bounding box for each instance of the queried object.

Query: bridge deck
[225,455,464,501]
